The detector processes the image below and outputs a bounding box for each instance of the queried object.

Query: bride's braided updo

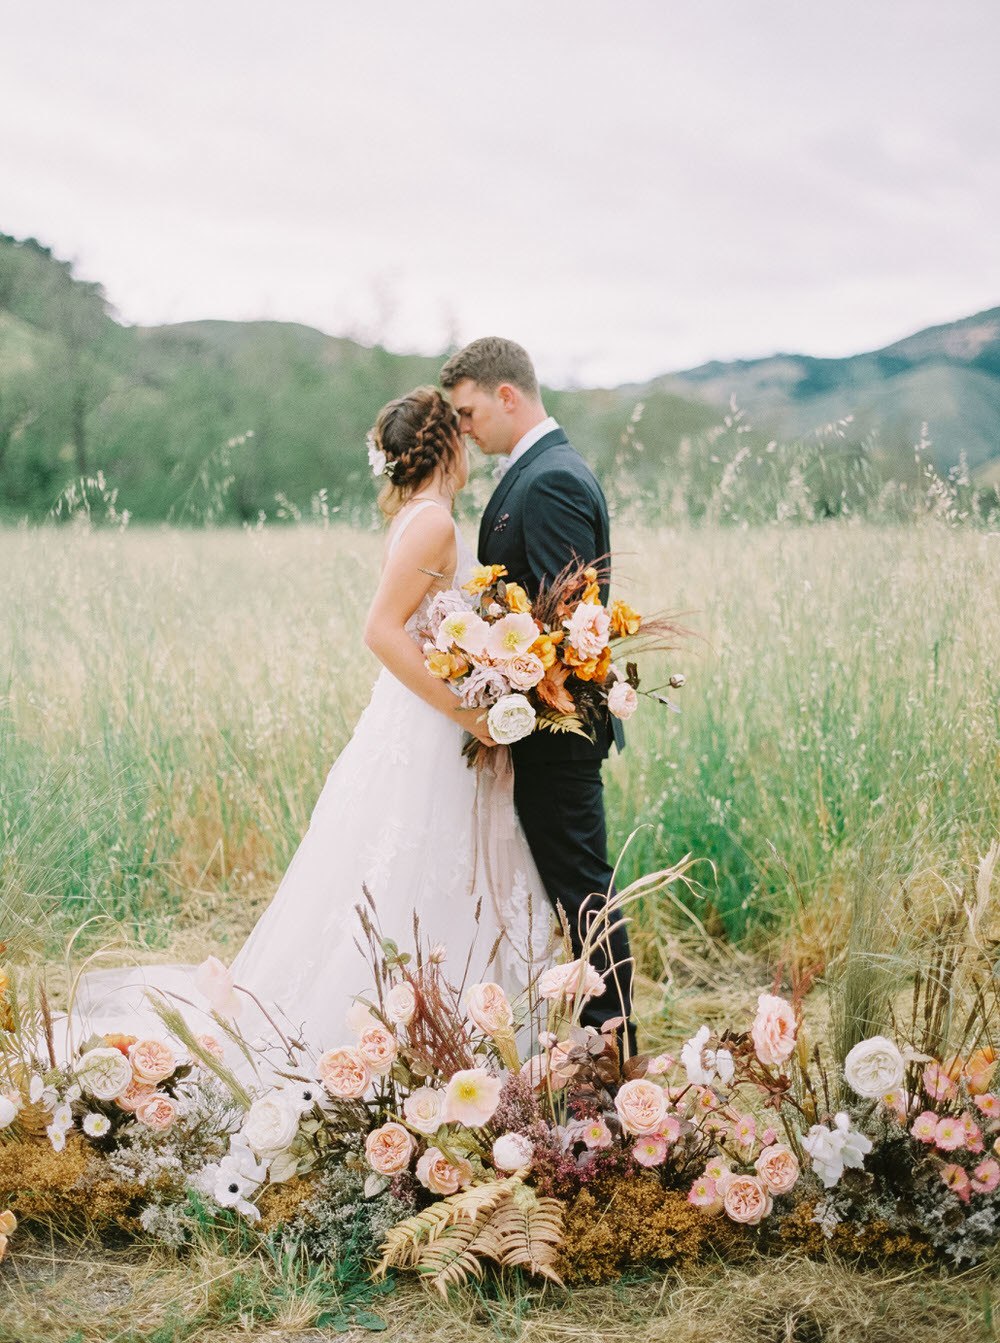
[369,387,462,516]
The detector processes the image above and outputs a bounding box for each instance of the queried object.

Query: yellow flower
[462,564,507,595]
[530,630,564,669]
[504,582,531,614]
[610,599,641,637]
[425,649,469,680]
[581,568,601,604]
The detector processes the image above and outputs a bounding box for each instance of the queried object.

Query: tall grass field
[3,521,997,975]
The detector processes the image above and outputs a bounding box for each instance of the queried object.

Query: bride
[71,387,555,1058]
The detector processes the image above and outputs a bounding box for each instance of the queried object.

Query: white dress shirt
[497,415,560,476]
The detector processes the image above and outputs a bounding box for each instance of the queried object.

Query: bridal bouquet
[422,560,684,749]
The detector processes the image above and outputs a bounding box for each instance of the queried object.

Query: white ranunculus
[843,1036,905,1099]
[76,1046,134,1102]
[492,1132,534,1172]
[487,694,537,745]
[0,1096,20,1129]
[194,956,242,1019]
[241,1092,300,1157]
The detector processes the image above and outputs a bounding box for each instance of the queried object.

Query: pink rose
[537,959,605,1004]
[607,681,638,721]
[365,1122,415,1176]
[115,1078,156,1112]
[520,1054,550,1091]
[415,1146,473,1196]
[754,1143,800,1195]
[750,994,797,1068]
[564,602,610,659]
[129,1039,177,1084]
[465,982,514,1035]
[722,1174,773,1225]
[614,1078,670,1136]
[357,1025,397,1077]
[135,1093,178,1131]
[317,1047,371,1100]
[505,653,546,691]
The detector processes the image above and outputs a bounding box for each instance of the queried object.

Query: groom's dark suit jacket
[478,426,624,764]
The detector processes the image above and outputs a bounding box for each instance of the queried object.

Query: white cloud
[1,0,997,384]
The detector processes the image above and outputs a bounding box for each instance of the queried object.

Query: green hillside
[1,230,997,523]
[669,307,1000,480]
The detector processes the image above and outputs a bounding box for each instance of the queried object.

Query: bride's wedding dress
[68,501,555,1060]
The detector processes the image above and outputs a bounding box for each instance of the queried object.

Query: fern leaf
[478,1185,565,1284]
[375,1178,518,1278]
[534,711,591,739]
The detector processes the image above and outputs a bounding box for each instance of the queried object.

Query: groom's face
[448,378,516,457]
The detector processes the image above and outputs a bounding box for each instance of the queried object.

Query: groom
[440,337,637,1055]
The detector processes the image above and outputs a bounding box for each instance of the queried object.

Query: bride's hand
[456,707,496,747]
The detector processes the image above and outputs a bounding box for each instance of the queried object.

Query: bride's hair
[370,386,462,518]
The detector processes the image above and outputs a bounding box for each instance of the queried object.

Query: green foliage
[3,231,998,528]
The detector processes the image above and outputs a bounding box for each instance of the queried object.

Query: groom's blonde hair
[440,337,540,398]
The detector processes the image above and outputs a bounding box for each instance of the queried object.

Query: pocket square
[493,513,510,533]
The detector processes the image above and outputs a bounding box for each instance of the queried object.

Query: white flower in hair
[366,430,391,478]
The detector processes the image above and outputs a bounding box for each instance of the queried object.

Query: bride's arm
[363,510,495,746]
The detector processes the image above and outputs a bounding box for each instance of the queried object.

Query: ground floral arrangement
[2,859,1000,1313]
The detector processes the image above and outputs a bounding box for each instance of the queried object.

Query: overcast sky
[2,1,998,385]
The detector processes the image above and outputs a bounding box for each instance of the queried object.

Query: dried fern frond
[534,711,591,738]
[376,1176,564,1294]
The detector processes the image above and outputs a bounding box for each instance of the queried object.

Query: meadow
[2,516,1000,1342]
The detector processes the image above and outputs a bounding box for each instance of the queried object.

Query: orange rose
[529,631,564,669]
[504,582,532,614]
[103,1033,138,1057]
[610,599,641,637]
[425,649,469,680]
[462,564,507,595]
[965,1048,998,1096]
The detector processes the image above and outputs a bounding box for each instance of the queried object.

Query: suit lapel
[479,428,567,556]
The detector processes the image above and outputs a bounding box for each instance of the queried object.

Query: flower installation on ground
[2,852,1000,1299]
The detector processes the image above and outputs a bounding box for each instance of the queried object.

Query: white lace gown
[67,502,555,1063]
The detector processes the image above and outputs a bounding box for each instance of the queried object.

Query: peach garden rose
[318,1047,371,1100]
[416,1146,473,1196]
[465,982,514,1035]
[614,1078,670,1136]
[135,1093,179,1132]
[357,1024,398,1076]
[365,1122,415,1176]
[750,994,797,1068]
[721,1173,773,1225]
[754,1142,800,1194]
[129,1039,177,1084]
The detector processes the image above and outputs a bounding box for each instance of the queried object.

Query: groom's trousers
[512,759,638,1055]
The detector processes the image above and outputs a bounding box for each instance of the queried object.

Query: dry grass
[3,1230,998,1343]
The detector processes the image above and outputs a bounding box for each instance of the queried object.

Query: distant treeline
[1,233,996,528]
